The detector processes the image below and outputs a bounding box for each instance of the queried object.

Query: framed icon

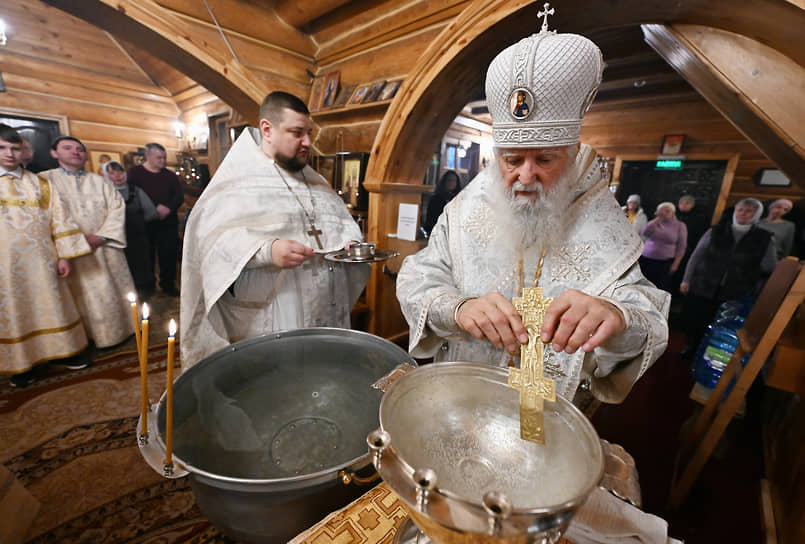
[89,150,122,176]
[308,75,326,112]
[335,152,370,210]
[509,88,533,120]
[321,71,340,109]
[348,85,370,105]
[378,79,402,101]
[363,80,387,103]
[660,134,685,155]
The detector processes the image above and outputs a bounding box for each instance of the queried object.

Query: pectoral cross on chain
[307,223,324,250]
[508,286,556,444]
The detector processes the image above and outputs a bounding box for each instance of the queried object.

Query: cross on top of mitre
[537,2,556,34]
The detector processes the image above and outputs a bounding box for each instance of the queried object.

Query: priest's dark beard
[274,150,307,172]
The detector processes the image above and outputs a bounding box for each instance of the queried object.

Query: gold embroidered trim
[0,319,83,344]
[38,176,51,209]
[0,177,51,208]
[53,228,82,240]
[0,198,41,207]
[61,249,92,259]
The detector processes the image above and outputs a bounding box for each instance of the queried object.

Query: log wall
[0,2,182,161]
[584,95,805,208]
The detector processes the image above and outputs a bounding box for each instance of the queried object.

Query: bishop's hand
[540,289,626,354]
[455,292,529,355]
[270,239,315,269]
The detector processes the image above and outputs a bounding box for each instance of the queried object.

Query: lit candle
[127,292,141,354]
[164,319,176,467]
[139,303,150,435]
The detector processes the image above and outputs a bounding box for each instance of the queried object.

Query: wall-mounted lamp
[0,19,8,46]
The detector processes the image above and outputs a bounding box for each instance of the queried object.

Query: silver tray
[324,249,399,263]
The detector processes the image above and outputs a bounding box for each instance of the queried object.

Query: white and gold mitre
[485,5,604,148]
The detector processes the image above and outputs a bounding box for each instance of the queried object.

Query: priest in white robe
[181,92,369,368]
[397,26,669,404]
[42,137,135,348]
[0,125,91,378]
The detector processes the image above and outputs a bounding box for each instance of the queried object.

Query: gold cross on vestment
[307,223,323,250]
[508,286,556,444]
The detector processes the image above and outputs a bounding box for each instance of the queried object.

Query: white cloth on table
[567,486,683,544]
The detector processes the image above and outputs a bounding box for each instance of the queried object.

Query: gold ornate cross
[508,286,556,444]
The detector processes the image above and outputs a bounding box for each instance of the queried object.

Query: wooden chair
[669,257,805,509]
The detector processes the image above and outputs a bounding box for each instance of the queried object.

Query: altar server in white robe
[0,125,91,378]
[181,91,369,368]
[397,21,670,404]
[42,137,135,348]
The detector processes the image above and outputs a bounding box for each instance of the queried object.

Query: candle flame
[169,319,177,337]
[142,303,149,320]
[127,292,136,303]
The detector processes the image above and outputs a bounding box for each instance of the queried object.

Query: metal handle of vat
[372,362,417,392]
[338,468,381,486]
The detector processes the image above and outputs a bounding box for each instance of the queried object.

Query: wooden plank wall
[0,1,183,160]
[309,0,468,155]
[4,0,799,207]
[306,0,802,211]
[0,0,312,166]
[583,95,805,210]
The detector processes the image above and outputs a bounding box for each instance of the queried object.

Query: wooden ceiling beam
[643,23,804,189]
[42,0,267,121]
[274,0,353,29]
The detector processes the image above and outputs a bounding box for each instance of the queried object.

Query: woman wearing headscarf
[758,199,795,259]
[678,198,777,357]
[103,161,158,296]
[639,202,687,292]
[622,194,647,236]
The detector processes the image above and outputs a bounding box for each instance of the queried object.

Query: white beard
[487,159,578,251]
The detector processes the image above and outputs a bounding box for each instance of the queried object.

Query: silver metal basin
[147,328,416,543]
[369,362,604,543]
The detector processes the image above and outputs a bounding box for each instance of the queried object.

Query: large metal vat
[368,362,604,543]
[141,328,416,543]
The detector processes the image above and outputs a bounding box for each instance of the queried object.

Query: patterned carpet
[0,345,235,544]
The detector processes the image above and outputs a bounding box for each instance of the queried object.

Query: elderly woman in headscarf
[759,198,795,259]
[678,198,777,357]
[622,194,647,235]
[103,160,158,296]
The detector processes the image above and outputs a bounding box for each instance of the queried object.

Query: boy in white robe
[0,124,92,387]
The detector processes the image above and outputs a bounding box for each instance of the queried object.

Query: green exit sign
[656,159,683,169]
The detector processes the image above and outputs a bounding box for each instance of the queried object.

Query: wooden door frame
[612,153,740,225]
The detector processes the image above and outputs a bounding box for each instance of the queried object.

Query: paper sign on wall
[396,203,419,241]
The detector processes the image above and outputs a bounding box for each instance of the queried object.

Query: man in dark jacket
[127,143,184,296]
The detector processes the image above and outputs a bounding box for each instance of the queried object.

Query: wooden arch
[365,0,805,187]
[42,0,268,121]
[363,0,805,338]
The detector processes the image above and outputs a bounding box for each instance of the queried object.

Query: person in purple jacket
[639,202,687,292]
